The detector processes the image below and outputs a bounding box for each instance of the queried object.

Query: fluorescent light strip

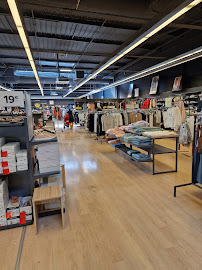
[64,0,201,97]
[7,0,44,96]
[79,46,202,98]
[0,85,12,91]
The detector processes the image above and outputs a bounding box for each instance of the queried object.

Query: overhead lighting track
[7,0,44,96]
[63,0,202,97]
[79,46,202,98]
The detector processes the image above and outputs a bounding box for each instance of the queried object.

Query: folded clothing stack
[132,153,152,161]
[127,150,140,156]
[111,143,125,148]
[108,139,121,145]
[132,136,152,146]
[106,128,125,138]
[125,121,150,132]
[132,126,162,136]
[142,131,178,138]
[122,133,135,144]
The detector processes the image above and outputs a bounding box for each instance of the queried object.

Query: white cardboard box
[3,166,16,173]
[37,142,59,153]
[7,218,19,225]
[17,165,28,171]
[16,157,28,164]
[39,165,60,174]
[0,220,7,227]
[7,199,20,217]
[26,215,32,221]
[16,150,27,158]
[1,142,20,152]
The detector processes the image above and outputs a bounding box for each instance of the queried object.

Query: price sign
[0,91,24,107]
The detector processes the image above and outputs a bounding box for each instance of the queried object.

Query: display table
[107,133,179,175]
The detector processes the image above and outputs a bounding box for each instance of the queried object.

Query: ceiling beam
[0,46,166,60]
[0,55,101,65]
[169,23,202,31]
[0,10,143,30]
[0,29,123,45]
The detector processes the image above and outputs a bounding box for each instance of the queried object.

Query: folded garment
[127,150,141,156]
[112,143,125,148]
[108,139,121,145]
[106,128,125,138]
[132,153,152,161]
[119,126,127,131]
[142,131,178,138]
[114,144,126,148]
[132,126,163,135]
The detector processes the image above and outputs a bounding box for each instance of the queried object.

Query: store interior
[0,0,202,269]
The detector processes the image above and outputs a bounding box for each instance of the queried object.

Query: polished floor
[1,127,202,270]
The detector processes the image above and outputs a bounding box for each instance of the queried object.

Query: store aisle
[20,127,201,270]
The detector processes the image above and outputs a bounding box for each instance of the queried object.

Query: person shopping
[68,109,74,129]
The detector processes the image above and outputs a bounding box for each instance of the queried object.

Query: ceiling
[0,0,202,98]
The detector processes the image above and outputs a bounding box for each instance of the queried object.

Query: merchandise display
[36,142,60,174]
[1,0,202,267]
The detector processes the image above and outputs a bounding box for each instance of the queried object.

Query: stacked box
[6,198,20,225]
[1,142,20,175]
[16,150,28,171]
[19,196,32,223]
[0,137,5,148]
[0,138,5,175]
[0,178,9,227]
[37,142,60,173]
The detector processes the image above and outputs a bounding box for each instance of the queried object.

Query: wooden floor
[1,127,202,270]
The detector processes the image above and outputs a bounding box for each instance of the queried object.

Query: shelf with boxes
[0,92,65,230]
[0,176,32,230]
[0,141,28,175]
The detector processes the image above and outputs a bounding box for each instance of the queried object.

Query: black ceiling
[0,0,202,97]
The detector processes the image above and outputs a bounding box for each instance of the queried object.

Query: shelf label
[0,91,24,107]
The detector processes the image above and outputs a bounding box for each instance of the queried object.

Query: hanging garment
[94,113,98,133]
[165,97,173,108]
[163,107,181,131]
[123,113,129,125]
[178,122,192,147]
[193,127,202,184]
[177,100,186,123]
[129,112,142,123]
[89,114,94,132]
[156,111,162,124]
[142,99,151,109]
[149,114,154,127]
[186,116,195,140]
[101,114,114,131]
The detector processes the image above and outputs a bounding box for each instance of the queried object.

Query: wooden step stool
[32,185,64,234]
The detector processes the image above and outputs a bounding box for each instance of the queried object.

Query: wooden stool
[32,185,64,234]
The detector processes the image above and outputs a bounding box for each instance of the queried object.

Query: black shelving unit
[112,136,178,175]
[0,92,61,230]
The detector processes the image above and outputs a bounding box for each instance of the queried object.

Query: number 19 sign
[0,91,24,107]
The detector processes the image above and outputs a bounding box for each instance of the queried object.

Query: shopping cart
[63,114,69,128]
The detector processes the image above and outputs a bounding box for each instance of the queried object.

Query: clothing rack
[174,112,202,196]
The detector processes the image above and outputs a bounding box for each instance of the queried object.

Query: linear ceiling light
[59,68,72,72]
[79,46,202,98]
[0,85,12,91]
[63,0,202,97]
[7,0,44,96]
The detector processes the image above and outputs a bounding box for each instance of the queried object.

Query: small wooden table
[32,185,64,234]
